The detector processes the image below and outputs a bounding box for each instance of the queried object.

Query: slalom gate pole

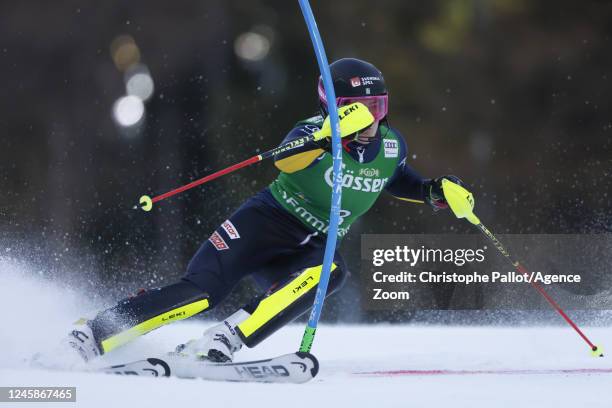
[441,179,603,357]
[297,0,343,353]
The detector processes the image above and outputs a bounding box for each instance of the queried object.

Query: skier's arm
[385,130,464,209]
[274,124,326,173]
[386,160,428,204]
[384,133,428,203]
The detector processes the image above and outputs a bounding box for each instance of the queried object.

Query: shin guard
[236,263,345,347]
[89,281,210,354]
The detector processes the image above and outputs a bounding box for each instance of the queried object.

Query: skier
[63,58,463,364]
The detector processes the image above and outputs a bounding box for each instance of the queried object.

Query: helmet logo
[350,76,381,89]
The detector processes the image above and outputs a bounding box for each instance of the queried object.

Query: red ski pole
[441,179,603,357]
[138,154,261,211]
[136,102,373,211]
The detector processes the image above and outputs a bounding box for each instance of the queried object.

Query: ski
[98,352,319,384]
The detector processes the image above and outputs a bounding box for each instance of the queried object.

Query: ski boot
[175,309,249,362]
[32,321,100,369]
[65,322,101,363]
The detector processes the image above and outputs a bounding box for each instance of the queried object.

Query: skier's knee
[183,253,230,306]
[331,256,350,294]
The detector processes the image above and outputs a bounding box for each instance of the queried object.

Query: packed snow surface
[1,258,611,407]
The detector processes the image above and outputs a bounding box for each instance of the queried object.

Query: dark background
[1,0,611,322]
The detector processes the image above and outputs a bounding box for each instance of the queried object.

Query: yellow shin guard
[236,262,344,347]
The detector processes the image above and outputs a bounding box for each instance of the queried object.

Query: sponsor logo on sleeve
[209,231,229,251]
[383,139,399,158]
[221,220,241,240]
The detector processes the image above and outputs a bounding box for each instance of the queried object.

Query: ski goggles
[336,95,388,121]
[319,85,388,121]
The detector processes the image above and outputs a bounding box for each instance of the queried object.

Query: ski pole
[137,102,372,211]
[441,179,603,357]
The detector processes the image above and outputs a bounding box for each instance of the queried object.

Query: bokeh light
[234,31,271,62]
[110,35,141,71]
[125,66,155,101]
[112,95,144,127]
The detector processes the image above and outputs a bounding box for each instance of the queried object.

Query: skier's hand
[313,136,333,151]
[426,175,464,210]
[311,121,356,151]
[312,102,375,144]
